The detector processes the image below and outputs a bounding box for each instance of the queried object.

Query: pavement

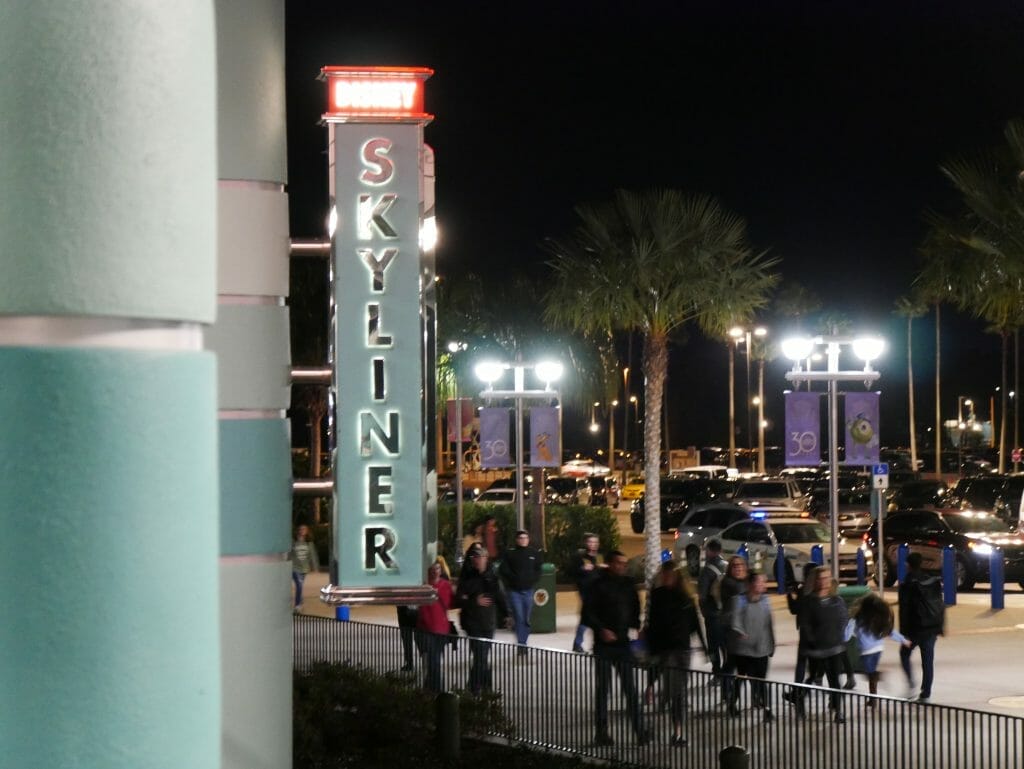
[296,568,1024,718]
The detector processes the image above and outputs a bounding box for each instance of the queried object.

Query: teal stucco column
[0,3,219,769]
[209,2,293,768]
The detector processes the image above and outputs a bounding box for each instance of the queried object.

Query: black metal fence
[294,615,1024,769]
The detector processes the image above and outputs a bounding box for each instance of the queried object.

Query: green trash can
[531,562,557,633]
[838,584,872,672]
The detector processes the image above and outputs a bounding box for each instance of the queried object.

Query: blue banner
[845,391,880,465]
[529,406,561,467]
[784,392,821,467]
[479,407,511,468]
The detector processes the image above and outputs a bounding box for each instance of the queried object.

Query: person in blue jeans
[570,533,603,651]
[499,530,543,656]
[898,551,945,703]
[288,524,320,612]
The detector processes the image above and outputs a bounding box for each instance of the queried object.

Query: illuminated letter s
[360,138,394,185]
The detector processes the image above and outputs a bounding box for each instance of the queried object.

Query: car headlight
[968,542,994,556]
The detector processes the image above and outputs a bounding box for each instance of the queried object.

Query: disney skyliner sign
[317,67,882,604]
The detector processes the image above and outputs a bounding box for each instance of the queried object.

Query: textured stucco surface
[0,347,219,769]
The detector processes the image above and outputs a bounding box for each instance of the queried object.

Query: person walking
[583,550,648,747]
[898,551,945,703]
[499,529,543,656]
[570,533,603,652]
[717,555,749,701]
[801,568,849,723]
[846,592,910,704]
[645,560,708,746]
[726,571,776,722]
[289,524,320,613]
[455,543,508,696]
[697,539,728,677]
[782,563,819,708]
[417,561,454,692]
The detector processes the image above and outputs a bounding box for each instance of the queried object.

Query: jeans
[806,654,844,715]
[657,650,693,725]
[594,645,644,737]
[508,589,533,645]
[292,571,305,606]
[731,655,770,709]
[468,638,493,694]
[900,632,937,698]
[704,614,726,675]
[573,622,589,649]
[423,633,446,692]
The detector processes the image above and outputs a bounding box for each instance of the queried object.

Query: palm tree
[544,189,778,580]
[894,295,928,471]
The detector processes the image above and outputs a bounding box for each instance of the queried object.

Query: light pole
[447,341,468,560]
[782,333,885,580]
[958,396,974,424]
[621,367,630,483]
[475,358,563,530]
[730,326,767,470]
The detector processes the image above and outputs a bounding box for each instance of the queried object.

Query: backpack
[915,576,945,633]
[701,560,725,611]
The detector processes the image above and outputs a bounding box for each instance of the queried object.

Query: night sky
[285,1,1024,455]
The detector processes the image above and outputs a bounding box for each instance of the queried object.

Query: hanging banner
[446,398,475,442]
[845,391,880,465]
[479,407,511,468]
[785,392,820,467]
[530,406,561,467]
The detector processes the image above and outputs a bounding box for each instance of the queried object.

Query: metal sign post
[872,463,889,597]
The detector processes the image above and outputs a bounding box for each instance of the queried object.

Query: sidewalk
[295,571,1024,716]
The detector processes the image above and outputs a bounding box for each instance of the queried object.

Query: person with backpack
[697,539,728,678]
[898,551,945,703]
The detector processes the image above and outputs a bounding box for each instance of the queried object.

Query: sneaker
[834,714,846,725]
[595,733,614,747]
[763,709,775,724]
[572,644,584,653]
[517,646,528,658]
[913,695,931,704]
[727,704,741,718]
[844,678,857,690]
[670,735,688,747]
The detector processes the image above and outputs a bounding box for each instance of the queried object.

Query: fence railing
[294,616,1024,769]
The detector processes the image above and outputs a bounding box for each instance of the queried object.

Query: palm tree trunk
[1015,328,1020,471]
[728,343,737,468]
[643,333,668,584]
[907,315,917,471]
[999,332,1008,473]
[934,303,942,475]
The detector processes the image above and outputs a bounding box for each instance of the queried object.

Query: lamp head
[534,360,563,384]
[852,336,885,363]
[474,361,504,385]
[781,336,815,362]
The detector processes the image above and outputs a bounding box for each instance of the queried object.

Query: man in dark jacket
[499,530,543,655]
[570,533,602,652]
[582,550,648,746]
[456,544,509,695]
[899,551,945,703]
[698,539,728,677]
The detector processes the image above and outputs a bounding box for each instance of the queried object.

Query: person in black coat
[456,544,509,695]
[499,530,543,654]
[645,560,708,747]
[800,568,849,722]
[570,533,603,652]
[582,550,648,746]
[898,551,945,702]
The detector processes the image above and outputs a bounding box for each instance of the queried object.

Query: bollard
[335,605,350,621]
[897,543,909,584]
[991,548,1005,610]
[775,545,787,594]
[941,546,957,606]
[737,544,748,562]
[720,744,750,769]
[661,548,672,563]
[436,692,460,759]
[810,544,824,566]
[856,549,867,585]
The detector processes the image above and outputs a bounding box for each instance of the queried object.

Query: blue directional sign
[871,463,889,489]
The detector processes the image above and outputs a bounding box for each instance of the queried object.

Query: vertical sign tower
[322,67,437,603]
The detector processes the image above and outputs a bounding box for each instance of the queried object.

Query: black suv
[629,478,733,533]
[866,509,1024,590]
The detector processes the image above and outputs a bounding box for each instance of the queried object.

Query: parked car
[866,509,1024,590]
[716,517,871,585]
[675,464,733,479]
[475,488,517,505]
[629,478,734,533]
[545,475,592,506]
[732,477,809,511]
[588,475,620,507]
[670,502,806,569]
[620,476,646,502]
[438,486,482,503]
[886,479,951,511]
[809,488,874,536]
[950,474,1024,522]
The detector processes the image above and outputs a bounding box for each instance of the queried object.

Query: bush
[437,503,620,582]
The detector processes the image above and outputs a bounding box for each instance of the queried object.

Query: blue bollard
[810,544,824,566]
[991,548,1005,610]
[897,543,909,584]
[941,546,957,605]
[335,605,351,621]
[737,544,748,562]
[856,549,867,585]
[775,545,787,594]
[661,548,672,563]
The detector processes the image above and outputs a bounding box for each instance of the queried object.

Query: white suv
[732,478,809,510]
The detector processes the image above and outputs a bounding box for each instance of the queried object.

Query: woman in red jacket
[417,561,453,692]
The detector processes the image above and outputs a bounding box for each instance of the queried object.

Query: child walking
[846,592,911,704]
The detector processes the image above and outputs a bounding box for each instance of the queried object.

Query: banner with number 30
[785,392,820,467]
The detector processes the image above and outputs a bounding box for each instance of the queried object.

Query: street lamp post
[782,333,884,580]
[475,358,563,531]
[730,326,767,470]
[447,341,468,561]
